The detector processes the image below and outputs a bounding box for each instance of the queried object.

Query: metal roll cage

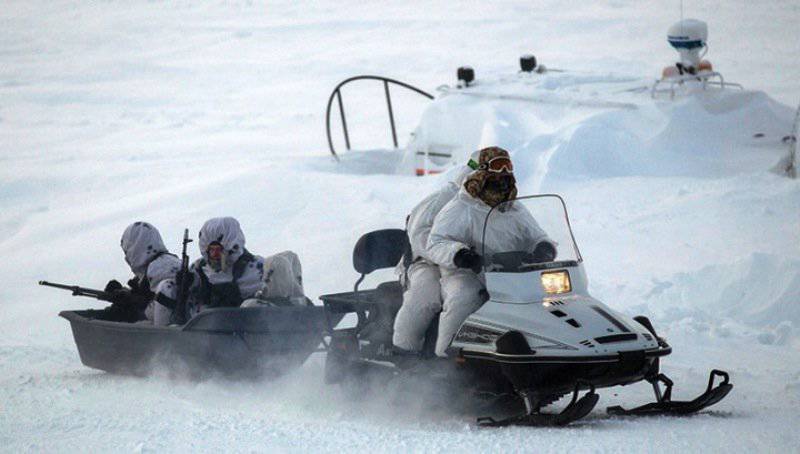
[325,75,434,160]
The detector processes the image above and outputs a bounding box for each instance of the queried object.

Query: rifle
[39,281,112,302]
[171,228,193,325]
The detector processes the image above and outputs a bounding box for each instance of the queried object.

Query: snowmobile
[320,195,732,426]
[48,281,341,378]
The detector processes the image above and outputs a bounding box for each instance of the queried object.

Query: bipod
[477,382,599,427]
[607,369,732,416]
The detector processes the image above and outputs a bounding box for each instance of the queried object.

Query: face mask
[207,243,227,272]
[479,175,515,207]
[484,176,512,193]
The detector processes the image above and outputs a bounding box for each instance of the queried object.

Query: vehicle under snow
[326,19,796,183]
[395,72,794,187]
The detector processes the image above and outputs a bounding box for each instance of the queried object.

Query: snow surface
[2,1,800,452]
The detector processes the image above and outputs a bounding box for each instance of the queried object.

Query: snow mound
[532,90,794,189]
[400,72,795,190]
[644,253,800,345]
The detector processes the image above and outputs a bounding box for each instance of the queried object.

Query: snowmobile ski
[477,382,599,427]
[606,369,732,416]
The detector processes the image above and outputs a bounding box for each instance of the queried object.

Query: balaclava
[463,146,517,207]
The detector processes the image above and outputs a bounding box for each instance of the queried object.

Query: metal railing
[325,75,434,160]
[651,71,743,99]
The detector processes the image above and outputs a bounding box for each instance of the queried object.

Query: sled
[60,304,342,378]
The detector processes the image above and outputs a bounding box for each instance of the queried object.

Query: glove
[454,248,484,273]
[104,279,123,293]
[532,242,557,263]
[127,277,142,293]
[107,288,135,305]
[104,289,149,323]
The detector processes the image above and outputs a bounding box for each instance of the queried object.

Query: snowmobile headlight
[541,270,571,294]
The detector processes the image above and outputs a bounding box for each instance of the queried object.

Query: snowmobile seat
[352,228,409,277]
[320,229,409,332]
[373,280,403,306]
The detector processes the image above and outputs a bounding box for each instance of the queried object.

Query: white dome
[667,18,708,50]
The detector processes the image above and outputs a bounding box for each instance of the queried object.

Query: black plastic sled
[60,305,342,379]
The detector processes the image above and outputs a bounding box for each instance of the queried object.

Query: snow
[1,0,799,452]
[404,75,794,180]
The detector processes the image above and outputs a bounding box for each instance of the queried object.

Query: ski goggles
[479,156,514,173]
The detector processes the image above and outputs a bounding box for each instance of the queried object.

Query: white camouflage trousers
[435,268,487,357]
[392,261,442,352]
[393,262,487,357]
[151,302,172,326]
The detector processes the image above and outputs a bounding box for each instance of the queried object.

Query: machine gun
[170,228,193,325]
[41,279,150,323]
[39,281,113,302]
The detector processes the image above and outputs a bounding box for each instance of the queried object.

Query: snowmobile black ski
[477,383,599,427]
[607,369,732,417]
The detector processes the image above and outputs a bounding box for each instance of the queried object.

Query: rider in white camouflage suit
[104,221,181,325]
[426,147,556,357]
[392,162,474,353]
[185,217,305,316]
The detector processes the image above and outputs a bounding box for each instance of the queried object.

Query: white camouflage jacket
[427,187,554,270]
[188,217,265,311]
[406,166,472,263]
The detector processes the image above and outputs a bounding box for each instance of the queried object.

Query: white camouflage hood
[446,149,479,189]
[452,164,473,188]
[198,217,246,266]
[121,222,169,277]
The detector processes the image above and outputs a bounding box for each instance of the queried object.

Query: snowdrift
[644,253,800,346]
[399,73,795,193]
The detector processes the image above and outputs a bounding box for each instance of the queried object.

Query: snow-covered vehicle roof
[396,71,795,191]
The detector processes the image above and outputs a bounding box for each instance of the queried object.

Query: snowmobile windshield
[481,195,582,272]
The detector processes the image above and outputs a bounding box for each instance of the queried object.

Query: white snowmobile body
[454,264,664,361]
[448,195,671,394]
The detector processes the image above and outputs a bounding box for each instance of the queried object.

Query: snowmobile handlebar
[39,280,112,302]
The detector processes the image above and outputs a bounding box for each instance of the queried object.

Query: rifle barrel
[39,280,106,298]
[39,281,77,291]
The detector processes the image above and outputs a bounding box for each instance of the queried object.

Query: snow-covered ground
[1,1,799,452]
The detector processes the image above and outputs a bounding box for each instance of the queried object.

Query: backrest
[352,229,409,275]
